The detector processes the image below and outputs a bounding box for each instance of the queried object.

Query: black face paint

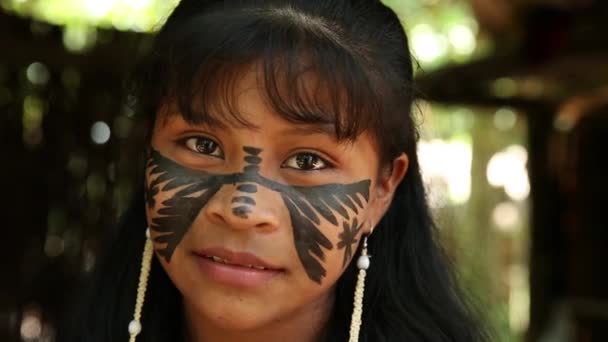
[230,147,262,219]
[145,146,370,284]
[235,184,257,193]
[337,218,363,268]
[232,206,252,219]
[231,196,256,205]
[145,149,225,261]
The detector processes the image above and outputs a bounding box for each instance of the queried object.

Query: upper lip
[194,246,283,271]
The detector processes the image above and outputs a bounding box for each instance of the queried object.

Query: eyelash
[178,136,335,171]
[179,136,224,159]
[282,152,334,171]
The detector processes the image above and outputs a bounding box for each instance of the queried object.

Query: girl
[66,0,488,341]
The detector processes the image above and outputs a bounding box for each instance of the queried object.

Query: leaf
[337,218,361,268]
[282,194,333,284]
[279,179,370,283]
[146,148,225,262]
[147,148,211,192]
[334,191,358,214]
[287,180,370,226]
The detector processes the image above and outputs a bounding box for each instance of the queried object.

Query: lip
[193,247,284,288]
[195,247,282,270]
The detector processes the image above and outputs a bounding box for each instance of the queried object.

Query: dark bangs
[133,5,384,141]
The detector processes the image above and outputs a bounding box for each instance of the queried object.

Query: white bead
[128,320,142,335]
[145,228,150,239]
[356,255,370,270]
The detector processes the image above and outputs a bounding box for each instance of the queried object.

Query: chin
[187,292,284,331]
[201,302,280,331]
[211,316,268,331]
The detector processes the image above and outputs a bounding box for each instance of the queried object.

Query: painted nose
[204,182,281,232]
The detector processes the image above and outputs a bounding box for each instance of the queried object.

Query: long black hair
[63,1,489,341]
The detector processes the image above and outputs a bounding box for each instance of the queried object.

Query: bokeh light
[411,24,449,64]
[486,145,530,201]
[5,0,181,33]
[492,201,520,232]
[26,62,50,86]
[492,77,518,98]
[90,121,111,144]
[20,307,42,341]
[418,138,472,206]
[494,107,518,131]
[448,23,477,56]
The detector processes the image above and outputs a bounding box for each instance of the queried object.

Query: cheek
[144,190,172,241]
[283,216,365,308]
[313,214,368,279]
[151,227,200,300]
[335,222,364,265]
[144,188,171,221]
[145,176,200,225]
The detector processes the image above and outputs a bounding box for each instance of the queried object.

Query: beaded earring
[348,222,374,342]
[128,227,154,342]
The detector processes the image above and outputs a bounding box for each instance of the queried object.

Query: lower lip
[195,255,283,288]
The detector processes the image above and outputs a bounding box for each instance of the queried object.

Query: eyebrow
[279,123,337,137]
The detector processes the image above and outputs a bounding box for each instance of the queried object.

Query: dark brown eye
[283,152,329,171]
[184,137,224,158]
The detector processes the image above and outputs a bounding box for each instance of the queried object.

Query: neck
[184,291,335,342]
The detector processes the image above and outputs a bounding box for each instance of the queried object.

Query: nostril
[208,210,226,226]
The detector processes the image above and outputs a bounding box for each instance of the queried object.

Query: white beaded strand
[348,234,370,342]
[128,228,154,342]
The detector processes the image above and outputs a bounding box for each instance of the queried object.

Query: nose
[203,182,281,232]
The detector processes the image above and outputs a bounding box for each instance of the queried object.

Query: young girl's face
[145,68,403,332]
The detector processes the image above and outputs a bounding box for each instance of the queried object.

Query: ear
[366,153,409,232]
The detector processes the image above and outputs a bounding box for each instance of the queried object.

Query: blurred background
[1,0,607,341]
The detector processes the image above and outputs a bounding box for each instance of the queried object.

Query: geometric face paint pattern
[144,146,370,284]
[337,218,364,268]
[230,146,262,219]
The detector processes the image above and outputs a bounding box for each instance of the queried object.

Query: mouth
[194,246,282,270]
[199,254,272,270]
[192,247,284,288]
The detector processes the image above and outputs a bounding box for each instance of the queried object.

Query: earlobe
[368,153,409,229]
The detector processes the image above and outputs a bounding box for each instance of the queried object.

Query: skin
[145,69,408,342]
[145,145,370,282]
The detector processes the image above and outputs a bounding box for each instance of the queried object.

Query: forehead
[157,64,338,133]
[155,49,382,143]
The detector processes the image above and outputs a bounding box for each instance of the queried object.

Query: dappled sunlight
[417,103,530,341]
